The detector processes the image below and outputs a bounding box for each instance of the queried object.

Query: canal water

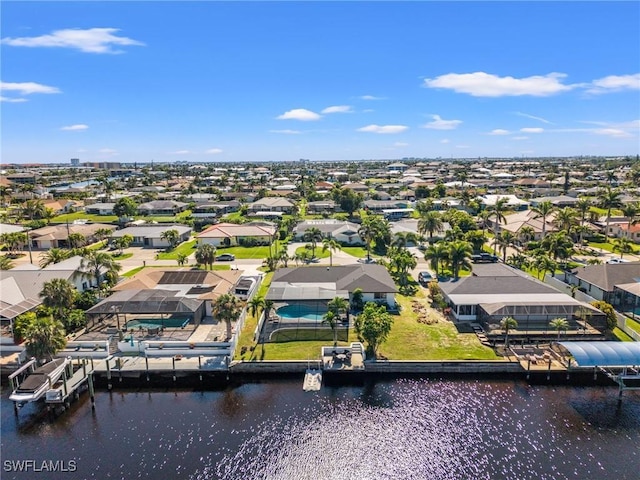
[1,377,639,479]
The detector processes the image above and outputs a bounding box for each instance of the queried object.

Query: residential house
[29,223,116,249]
[293,219,364,245]
[493,209,559,241]
[608,223,640,243]
[306,200,337,214]
[565,262,640,304]
[439,263,604,330]
[478,194,529,211]
[110,224,192,248]
[197,222,276,247]
[43,199,77,215]
[85,202,116,215]
[248,197,295,214]
[137,200,188,216]
[267,264,398,310]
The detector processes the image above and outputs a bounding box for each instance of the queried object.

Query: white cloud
[359,95,385,100]
[488,129,510,135]
[440,139,450,144]
[205,148,223,154]
[270,129,302,135]
[515,112,552,124]
[521,127,544,133]
[587,73,640,94]
[60,124,89,131]
[0,81,61,95]
[321,105,353,114]
[168,150,192,155]
[0,96,28,103]
[276,108,321,121]
[593,128,633,138]
[357,124,408,134]
[423,72,575,97]
[1,28,144,54]
[422,114,462,130]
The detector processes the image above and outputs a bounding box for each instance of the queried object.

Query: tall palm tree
[39,247,71,268]
[531,200,556,239]
[67,232,86,249]
[40,278,76,319]
[621,202,640,231]
[447,240,473,280]
[322,237,341,267]
[303,227,323,258]
[327,296,349,319]
[22,316,67,362]
[418,211,443,240]
[486,197,509,235]
[553,207,578,233]
[549,317,569,342]
[518,225,536,247]
[492,231,516,262]
[358,215,380,262]
[160,229,180,249]
[176,252,189,266]
[500,316,518,348]
[248,296,266,319]
[612,237,634,259]
[322,310,339,347]
[598,187,623,242]
[80,250,122,289]
[574,198,592,244]
[389,248,418,287]
[541,231,574,266]
[212,293,243,341]
[94,227,114,248]
[533,254,557,280]
[195,243,216,269]
[424,242,448,278]
[464,230,487,254]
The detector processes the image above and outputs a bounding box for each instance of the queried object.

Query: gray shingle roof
[271,265,397,293]
[571,262,640,292]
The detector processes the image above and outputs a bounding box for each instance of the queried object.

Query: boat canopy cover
[559,341,640,367]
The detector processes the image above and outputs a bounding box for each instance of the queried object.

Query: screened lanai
[86,289,205,329]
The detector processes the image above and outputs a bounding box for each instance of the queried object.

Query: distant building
[70,158,80,167]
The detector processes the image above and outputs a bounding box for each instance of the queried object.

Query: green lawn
[112,253,133,260]
[590,241,640,254]
[156,239,198,259]
[378,293,499,360]
[122,266,144,277]
[625,318,640,334]
[222,211,247,222]
[235,272,273,359]
[341,246,378,258]
[51,212,118,223]
[216,246,272,259]
[612,327,634,342]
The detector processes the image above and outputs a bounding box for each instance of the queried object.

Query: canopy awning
[559,341,640,367]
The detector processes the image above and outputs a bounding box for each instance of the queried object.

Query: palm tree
[424,242,448,278]
[621,202,640,231]
[323,310,339,347]
[248,296,266,319]
[418,211,443,240]
[21,199,47,220]
[39,247,71,268]
[94,227,113,248]
[212,293,243,340]
[322,237,341,267]
[0,185,11,207]
[0,254,15,270]
[195,243,216,269]
[531,200,556,239]
[160,229,180,249]
[533,254,557,280]
[612,237,634,259]
[176,252,189,266]
[22,316,67,362]
[40,278,76,319]
[327,296,349,318]
[598,187,623,242]
[447,240,473,280]
[500,316,518,348]
[492,231,516,262]
[389,248,417,287]
[541,231,574,267]
[553,207,578,233]
[518,225,536,247]
[358,215,380,262]
[486,197,509,235]
[506,253,530,270]
[67,232,86,249]
[549,317,569,342]
[464,230,487,254]
[303,227,323,258]
[80,251,122,289]
[574,198,592,244]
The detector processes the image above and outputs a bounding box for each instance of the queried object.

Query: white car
[607,257,630,264]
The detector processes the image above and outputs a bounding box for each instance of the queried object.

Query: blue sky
[1,1,639,164]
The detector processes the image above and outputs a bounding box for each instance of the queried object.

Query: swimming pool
[125,318,191,329]
[276,305,326,321]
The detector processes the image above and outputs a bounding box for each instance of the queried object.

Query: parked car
[216,253,236,261]
[607,257,629,264]
[471,253,499,263]
[418,271,434,284]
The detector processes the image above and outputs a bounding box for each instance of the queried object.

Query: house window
[82,282,87,290]
[374,292,385,300]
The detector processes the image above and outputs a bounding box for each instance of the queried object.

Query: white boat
[9,358,70,403]
[303,368,322,391]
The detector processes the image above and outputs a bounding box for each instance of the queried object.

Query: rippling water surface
[2,378,639,479]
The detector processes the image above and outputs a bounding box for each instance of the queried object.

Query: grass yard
[156,239,198,259]
[612,327,634,342]
[122,266,144,277]
[590,241,640,254]
[341,246,378,259]
[377,293,499,360]
[51,212,118,223]
[216,246,272,259]
[625,318,640,334]
[112,253,133,260]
